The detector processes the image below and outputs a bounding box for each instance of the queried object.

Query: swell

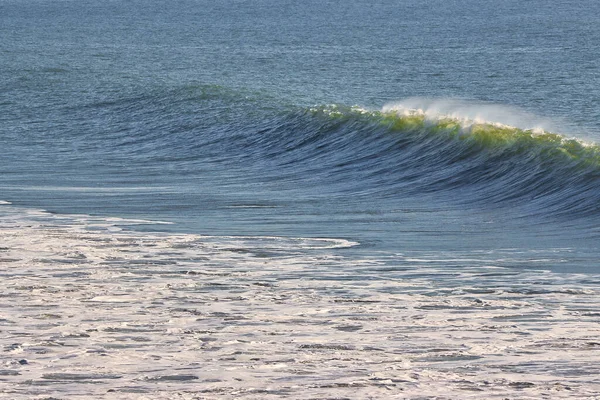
[131,94,600,219]
[10,85,600,221]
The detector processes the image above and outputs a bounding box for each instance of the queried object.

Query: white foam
[1,207,599,399]
[383,97,563,133]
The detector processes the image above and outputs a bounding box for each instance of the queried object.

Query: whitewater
[2,0,600,398]
[2,203,600,399]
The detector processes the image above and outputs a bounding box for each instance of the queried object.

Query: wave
[331,104,600,167]
[281,103,600,219]
[13,84,600,221]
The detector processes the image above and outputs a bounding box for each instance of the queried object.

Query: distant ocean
[2,0,600,398]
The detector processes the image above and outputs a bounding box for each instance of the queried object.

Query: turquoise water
[2,1,600,397]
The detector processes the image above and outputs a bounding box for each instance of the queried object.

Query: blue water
[2,0,600,265]
[4,2,600,398]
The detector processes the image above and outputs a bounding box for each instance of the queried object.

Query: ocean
[2,0,600,398]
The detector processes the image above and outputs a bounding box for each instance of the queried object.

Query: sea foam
[1,204,600,399]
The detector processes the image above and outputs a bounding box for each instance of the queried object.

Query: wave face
[3,85,600,231]
[299,104,600,218]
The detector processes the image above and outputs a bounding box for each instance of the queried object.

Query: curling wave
[13,84,600,222]
[278,103,600,218]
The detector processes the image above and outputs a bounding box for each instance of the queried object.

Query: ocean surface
[2,0,600,398]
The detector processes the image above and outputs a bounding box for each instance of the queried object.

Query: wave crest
[308,102,600,167]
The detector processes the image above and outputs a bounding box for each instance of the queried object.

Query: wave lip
[307,101,600,167]
[382,98,561,132]
[380,107,600,166]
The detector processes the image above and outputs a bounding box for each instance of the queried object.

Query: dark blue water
[2,0,600,268]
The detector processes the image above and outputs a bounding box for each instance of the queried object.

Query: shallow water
[1,206,600,399]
